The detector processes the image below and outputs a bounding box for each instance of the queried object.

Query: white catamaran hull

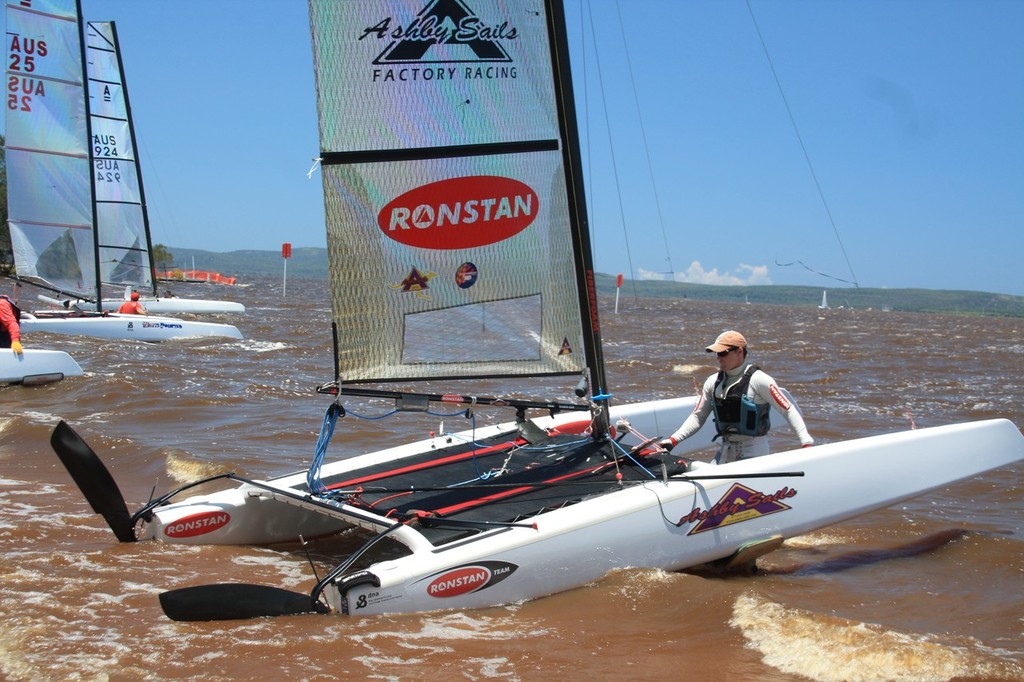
[0,348,83,384]
[21,312,243,341]
[331,417,1024,616]
[130,402,1024,617]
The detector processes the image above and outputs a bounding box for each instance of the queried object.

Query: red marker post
[281,242,292,295]
[614,273,623,314]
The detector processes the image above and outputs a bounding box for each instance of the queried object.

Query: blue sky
[5,1,1022,296]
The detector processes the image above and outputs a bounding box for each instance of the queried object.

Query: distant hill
[163,246,329,279]
[161,246,1024,317]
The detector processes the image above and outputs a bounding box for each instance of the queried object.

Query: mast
[74,0,104,311]
[545,0,610,428]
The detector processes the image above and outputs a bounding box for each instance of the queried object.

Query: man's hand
[11,339,23,356]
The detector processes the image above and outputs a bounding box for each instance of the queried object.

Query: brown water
[2,276,1022,681]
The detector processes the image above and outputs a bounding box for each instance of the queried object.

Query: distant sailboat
[5,4,242,340]
[72,21,243,315]
[818,290,830,309]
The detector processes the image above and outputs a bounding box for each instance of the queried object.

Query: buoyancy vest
[712,364,771,438]
[0,295,22,345]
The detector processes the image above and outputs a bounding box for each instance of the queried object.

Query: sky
[4,0,1022,296]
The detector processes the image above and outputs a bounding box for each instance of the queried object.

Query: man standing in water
[659,331,814,463]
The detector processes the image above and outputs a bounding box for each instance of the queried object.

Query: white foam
[340,612,533,678]
[230,552,311,585]
[730,592,988,681]
[783,532,850,548]
[239,340,287,353]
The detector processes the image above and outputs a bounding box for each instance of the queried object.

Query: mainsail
[308,0,606,391]
[83,20,156,299]
[5,0,96,298]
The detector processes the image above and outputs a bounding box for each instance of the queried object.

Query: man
[1,294,24,356]
[659,330,813,463]
[117,291,148,315]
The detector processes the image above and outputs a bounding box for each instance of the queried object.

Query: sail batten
[320,140,561,166]
[309,0,601,389]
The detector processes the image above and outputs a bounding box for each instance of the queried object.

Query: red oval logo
[163,511,231,538]
[378,176,539,250]
[426,566,491,598]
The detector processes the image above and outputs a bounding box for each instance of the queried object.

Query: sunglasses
[716,347,738,357]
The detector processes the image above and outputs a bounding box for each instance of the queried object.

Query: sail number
[7,36,48,112]
[94,135,124,182]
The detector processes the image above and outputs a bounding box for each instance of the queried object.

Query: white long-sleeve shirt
[669,362,814,450]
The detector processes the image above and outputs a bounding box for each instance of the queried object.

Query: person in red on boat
[0,294,24,356]
[117,291,148,315]
[659,330,813,463]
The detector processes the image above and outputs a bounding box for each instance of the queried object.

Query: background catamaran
[5,6,243,339]
[49,0,1024,622]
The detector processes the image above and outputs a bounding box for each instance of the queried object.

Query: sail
[308,0,604,385]
[5,0,97,298]
[83,21,155,299]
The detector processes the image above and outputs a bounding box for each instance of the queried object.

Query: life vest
[711,364,771,438]
[0,295,22,345]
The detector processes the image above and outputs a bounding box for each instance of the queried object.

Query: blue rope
[305,404,475,495]
[307,403,343,495]
[608,438,658,479]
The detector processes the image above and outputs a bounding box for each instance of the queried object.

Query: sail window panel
[9,219,96,295]
[402,296,542,365]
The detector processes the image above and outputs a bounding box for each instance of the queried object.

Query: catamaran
[4,8,243,338]
[48,0,1023,622]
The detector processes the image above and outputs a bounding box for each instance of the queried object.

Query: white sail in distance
[84,20,156,299]
[5,0,96,298]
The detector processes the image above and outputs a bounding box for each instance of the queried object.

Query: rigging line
[744,0,860,288]
[585,0,638,298]
[615,0,676,283]
[774,259,857,286]
[575,0,594,258]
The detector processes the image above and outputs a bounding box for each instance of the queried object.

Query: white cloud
[638,261,773,286]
